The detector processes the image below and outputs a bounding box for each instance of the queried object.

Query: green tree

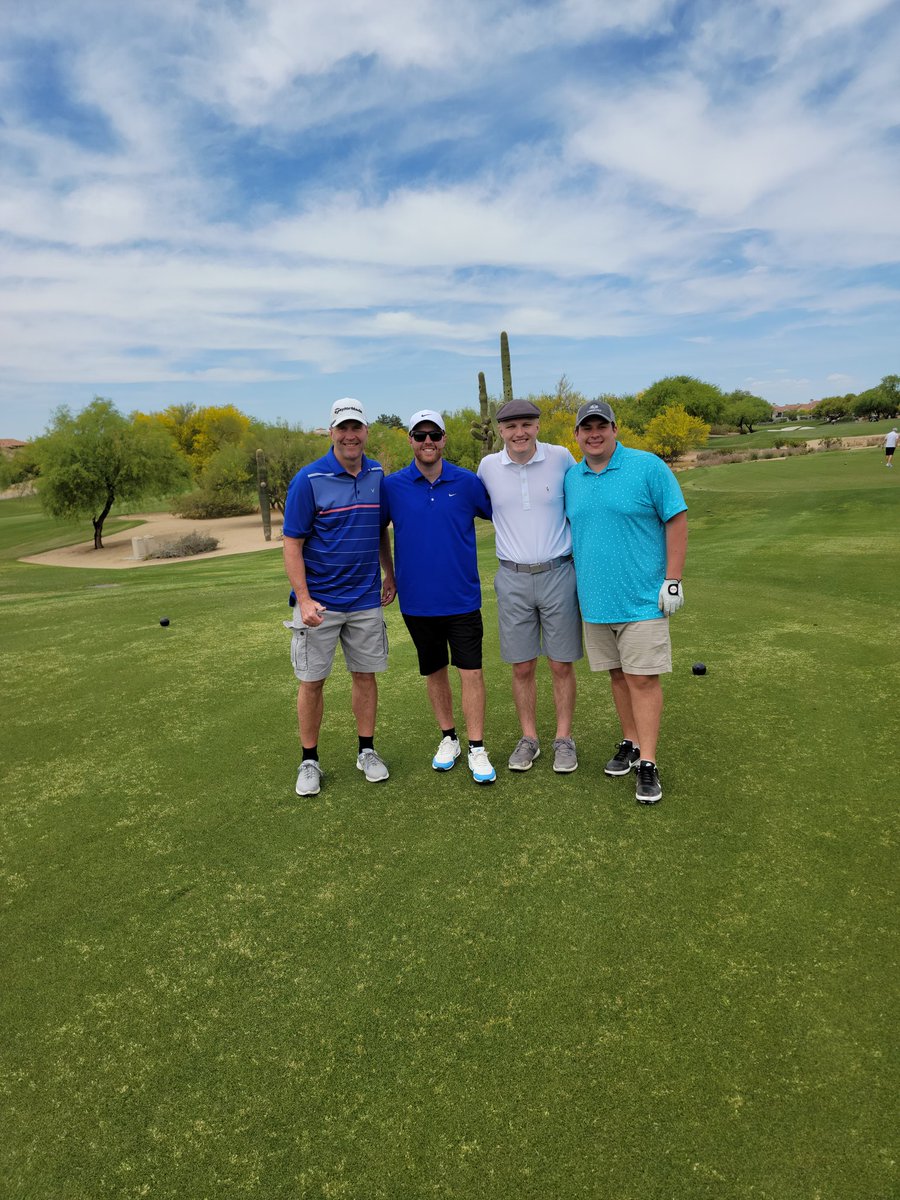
[815,395,855,423]
[854,376,900,420]
[245,421,328,512]
[366,423,410,473]
[0,443,40,493]
[34,398,188,548]
[723,390,773,434]
[374,413,404,429]
[642,404,710,464]
[641,376,726,425]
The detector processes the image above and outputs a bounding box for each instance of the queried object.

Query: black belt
[498,554,572,575]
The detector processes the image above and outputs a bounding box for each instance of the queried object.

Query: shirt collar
[500,441,547,467]
[404,457,460,483]
[577,441,622,474]
[326,447,372,477]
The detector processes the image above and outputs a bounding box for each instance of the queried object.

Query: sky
[2,0,899,439]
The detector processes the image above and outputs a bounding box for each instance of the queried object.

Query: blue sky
[2,0,899,438]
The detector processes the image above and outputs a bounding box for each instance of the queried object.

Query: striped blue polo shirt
[283,448,387,612]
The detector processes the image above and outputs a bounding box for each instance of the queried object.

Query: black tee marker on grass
[691,662,707,675]
[159,618,170,627]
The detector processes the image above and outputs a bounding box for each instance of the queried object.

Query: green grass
[1,451,897,1199]
[707,416,895,451]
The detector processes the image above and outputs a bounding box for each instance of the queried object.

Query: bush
[148,531,220,559]
[170,490,255,519]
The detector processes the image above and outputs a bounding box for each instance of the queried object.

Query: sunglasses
[410,430,444,442]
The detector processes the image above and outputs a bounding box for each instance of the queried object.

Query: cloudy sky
[2,0,898,438]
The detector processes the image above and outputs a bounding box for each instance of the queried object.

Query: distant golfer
[885,428,898,467]
[283,399,396,797]
[564,401,688,805]
[383,410,496,784]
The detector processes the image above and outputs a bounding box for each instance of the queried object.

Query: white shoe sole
[508,748,540,771]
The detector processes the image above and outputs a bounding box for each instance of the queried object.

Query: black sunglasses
[410,430,444,442]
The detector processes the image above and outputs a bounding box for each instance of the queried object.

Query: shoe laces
[470,747,491,768]
[637,760,657,784]
[613,740,635,762]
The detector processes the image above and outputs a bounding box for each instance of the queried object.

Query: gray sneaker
[552,737,578,773]
[508,736,540,771]
[356,748,389,782]
[295,760,322,796]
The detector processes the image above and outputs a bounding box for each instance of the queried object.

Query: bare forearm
[665,511,688,578]
[283,536,311,600]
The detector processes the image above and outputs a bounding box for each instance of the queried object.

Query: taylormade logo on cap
[330,398,367,427]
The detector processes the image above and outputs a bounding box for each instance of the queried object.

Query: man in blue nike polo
[383,410,496,784]
[283,398,397,798]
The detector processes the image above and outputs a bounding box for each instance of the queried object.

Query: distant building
[771,403,818,422]
[0,438,28,458]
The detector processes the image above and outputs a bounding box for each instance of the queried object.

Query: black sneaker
[635,761,662,805]
[604,740,640,776]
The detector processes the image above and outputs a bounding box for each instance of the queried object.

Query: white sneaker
[432,735,461,770]
[356,748,389,782]
[467,746,496,785]
[295,760,322,796]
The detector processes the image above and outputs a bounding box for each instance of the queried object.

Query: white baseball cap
[329,398,368,428]
[408,409,446,432]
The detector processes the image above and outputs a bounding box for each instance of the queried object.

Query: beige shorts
[583,618,672,675]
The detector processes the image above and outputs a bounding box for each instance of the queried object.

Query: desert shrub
[171,489,255,518]
[772,437,804,449]
[149,531,220,559]
[818,437,840,450]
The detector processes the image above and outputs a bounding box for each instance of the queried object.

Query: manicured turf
[707,416,894,451]
[1,452,897,1199]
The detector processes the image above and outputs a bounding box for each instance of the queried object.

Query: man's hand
[300,597,327,626]
[658,579,684,616]
[381,575,397,606]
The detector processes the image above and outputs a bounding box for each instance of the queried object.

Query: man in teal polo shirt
[564,401,688,805]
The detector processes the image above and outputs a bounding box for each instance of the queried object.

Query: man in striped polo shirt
[283,399,397,797]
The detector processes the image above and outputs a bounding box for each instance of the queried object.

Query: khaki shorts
[285,606,388,682]
[583,618,672,675]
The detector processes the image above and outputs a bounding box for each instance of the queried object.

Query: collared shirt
[564,442,688,623]
[283,448,387,612]
[383,459,492,616]
[477,441,575,563]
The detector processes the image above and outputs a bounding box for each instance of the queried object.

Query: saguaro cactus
[500,330,514,407]
[471,371,499,459]
[256,449,272,541]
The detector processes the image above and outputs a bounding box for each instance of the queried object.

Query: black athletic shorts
[401,610,484,675]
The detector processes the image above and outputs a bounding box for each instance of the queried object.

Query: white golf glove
[658,578,684,616]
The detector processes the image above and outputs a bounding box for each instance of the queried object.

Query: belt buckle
[530,561,549,574]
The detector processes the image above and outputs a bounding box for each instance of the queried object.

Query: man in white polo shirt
[477,398,582,773]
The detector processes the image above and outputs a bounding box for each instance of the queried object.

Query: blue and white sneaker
[467,746,496,785]
[432,735,461,771]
